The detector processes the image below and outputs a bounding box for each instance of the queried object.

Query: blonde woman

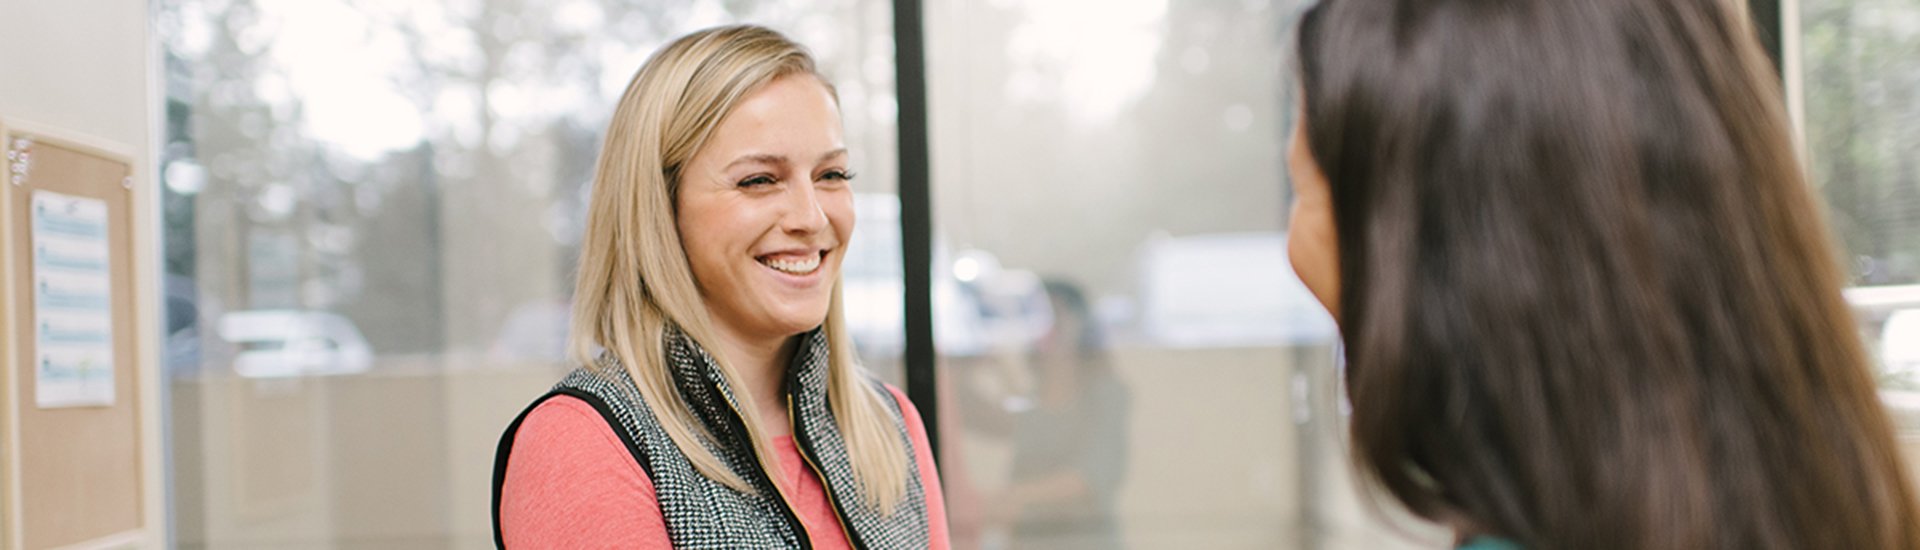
[491,25,948,549]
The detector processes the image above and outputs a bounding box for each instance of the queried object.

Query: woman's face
[1287,108,1341,320]
[677,74,855,345]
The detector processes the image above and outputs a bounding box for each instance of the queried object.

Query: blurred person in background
[492,25,948,549]
[1001,279,1132,550]
[1285,0,1920,549]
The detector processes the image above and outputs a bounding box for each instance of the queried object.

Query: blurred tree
[155,0,790,355]
[1802,0,1920,286]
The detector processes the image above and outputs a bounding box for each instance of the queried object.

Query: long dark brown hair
[1295,0,1920,548]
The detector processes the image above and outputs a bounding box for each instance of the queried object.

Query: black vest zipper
[787,369,872,550]
[711,381,815,550]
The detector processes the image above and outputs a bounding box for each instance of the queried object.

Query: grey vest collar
[493,327,931,549]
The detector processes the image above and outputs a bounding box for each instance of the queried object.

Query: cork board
[3,125,143,549]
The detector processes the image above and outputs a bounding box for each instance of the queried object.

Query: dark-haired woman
[1285,0,1920,548]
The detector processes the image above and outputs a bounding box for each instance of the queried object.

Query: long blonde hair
[569,24,911,510]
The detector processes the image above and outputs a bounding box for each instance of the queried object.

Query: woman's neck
[706,321,799,437]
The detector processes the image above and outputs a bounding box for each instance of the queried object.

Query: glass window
[156,1,901,546]
[922,1,1439,548]
[1799,0,1920,465]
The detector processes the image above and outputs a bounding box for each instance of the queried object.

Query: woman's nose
[781,179,829,235]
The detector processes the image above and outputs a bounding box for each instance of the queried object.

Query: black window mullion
[891,0,939,462]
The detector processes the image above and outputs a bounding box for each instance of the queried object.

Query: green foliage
[1802,0,1920,285]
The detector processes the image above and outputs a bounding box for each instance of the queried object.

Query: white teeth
[759,255,821,274]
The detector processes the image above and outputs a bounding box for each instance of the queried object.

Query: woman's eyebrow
[723,153,788,171]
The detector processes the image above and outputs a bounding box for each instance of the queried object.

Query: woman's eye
[819,170,857,182]
[737,175,777,188]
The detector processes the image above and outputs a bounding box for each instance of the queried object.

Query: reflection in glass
[1001,280,1131,549]
[925,1,1440,548]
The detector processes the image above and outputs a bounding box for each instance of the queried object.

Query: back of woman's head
[1294,0,1920,548]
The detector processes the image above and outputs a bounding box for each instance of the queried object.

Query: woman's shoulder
[499,394,670,547]
[510,395,648,473]
[545,362,673,429]
[873,381,950,546]
[876,382,922,423]
[875,382,935,452]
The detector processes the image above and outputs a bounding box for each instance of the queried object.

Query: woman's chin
[760,307,831,337]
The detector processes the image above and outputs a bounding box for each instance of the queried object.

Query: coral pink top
[499,385,949,549]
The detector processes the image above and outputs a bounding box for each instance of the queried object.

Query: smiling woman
[491,25,948,549]
[677,74,858,367]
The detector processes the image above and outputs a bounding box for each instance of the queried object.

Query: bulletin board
[2,123,144,549]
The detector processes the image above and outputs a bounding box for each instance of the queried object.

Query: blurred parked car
[218,310,373,378]
[490,299,573,364]
[840,194,1051,360]
[948,249,1052,353]
[1134,232,1336,348]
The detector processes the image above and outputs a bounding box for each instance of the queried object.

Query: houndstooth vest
[491,327,931,549]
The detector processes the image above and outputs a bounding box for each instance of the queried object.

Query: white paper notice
[31,191,115,408]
